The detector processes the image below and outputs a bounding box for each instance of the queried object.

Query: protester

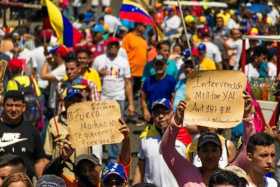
[142,40,178,81]
[133,98,189,187]
[160,97,254,186]
[1,0,280,186]
[141,56,176,122]
[0,154,26,186]
[0,91,48,178]
[208,169,247,187]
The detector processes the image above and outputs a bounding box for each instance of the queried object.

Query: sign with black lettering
[67,101,123,147]
[184,71,247,128]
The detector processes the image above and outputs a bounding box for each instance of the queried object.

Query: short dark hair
[4,91,25,104]
[209,169,246,187]
[247,133,275,154]
[75,47,91,57]
[156,40,171,51]
[64,52,79,65]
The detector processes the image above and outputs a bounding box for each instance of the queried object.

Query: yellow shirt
[122,32,148,77]
[83,68,102,92]
[6,75,41,96]
[63,68,102,92]
[199,57,217,71]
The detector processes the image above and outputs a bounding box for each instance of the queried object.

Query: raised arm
[231,95,255,169]
[161,101,205,187]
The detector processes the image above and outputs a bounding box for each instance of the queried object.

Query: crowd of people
[0,0,280,186]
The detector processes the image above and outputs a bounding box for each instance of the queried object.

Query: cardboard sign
[184,71,247,128]
[67,101,124,148]
[0,60,7,94]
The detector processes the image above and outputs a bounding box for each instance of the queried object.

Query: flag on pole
[119,0,153,25]
[119,0,164,41]
[42,0,74,47]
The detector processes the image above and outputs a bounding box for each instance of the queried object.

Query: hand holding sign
[184,71,247,128]
[67,100,124,148]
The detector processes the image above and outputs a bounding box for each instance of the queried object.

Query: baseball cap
[8,58,25,71]
[36,175,66,187]
[4,90,25,102]
[197,43,207,53]
[104,37,120,46]
[0,154,25,167]
[197,132,222,150]
[75,154,101,167]
[102,161,127,185]
[151,98,171,111]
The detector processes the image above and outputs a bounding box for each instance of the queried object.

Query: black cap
[75,154,100,167]
[4,91,24,102]
[0,154,25,167]
[198,132,222,150]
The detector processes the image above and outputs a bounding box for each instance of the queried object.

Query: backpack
[13,77,41,126]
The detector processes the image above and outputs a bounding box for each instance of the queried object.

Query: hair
[64,52,79,65]
[208,169,247,187]
[247,132,275,154]
[2,172,33,187]
[3,91,25,104]
[156,40,171,51]
[75,47,91,57]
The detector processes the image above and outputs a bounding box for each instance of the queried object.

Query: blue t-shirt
[142,59,178,82]
[143,75,176,110]
[259,62,268,78]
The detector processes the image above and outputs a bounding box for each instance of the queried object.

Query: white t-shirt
[268,62,277,78]
[265,176,278,187]
[226,38,243,70]
[93,54,130,101]
[245,63,259,79]
[49,64,66,109]
[138,136,186,187]
[30,46,51,89]
[104,14,122,33]
[203,41,222,64]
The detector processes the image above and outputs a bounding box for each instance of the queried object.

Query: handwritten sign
[67,101,124,148]
[0,60,7,94]
[184,71,247,128]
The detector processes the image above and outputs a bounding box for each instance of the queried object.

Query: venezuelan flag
[119,0,153,25]
[43,0,74,47]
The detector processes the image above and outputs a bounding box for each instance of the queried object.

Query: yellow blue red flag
[43,0,74,47]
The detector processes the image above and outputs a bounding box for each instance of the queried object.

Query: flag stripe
[45,0,64,44]
[44,0,74,47]
[122,0,150,15]
[119,12,153,25]
[62,15,74,47]
[120,4,152,19]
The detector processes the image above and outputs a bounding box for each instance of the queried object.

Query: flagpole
[176,0,191,50]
